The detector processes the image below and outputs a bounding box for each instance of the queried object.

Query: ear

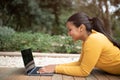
[78,24,86,32]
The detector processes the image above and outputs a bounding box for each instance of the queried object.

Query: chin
[73,39,79,42]
[72,37,79,41]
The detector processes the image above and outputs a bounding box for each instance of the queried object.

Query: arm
[37,53,82,74]
[55,37,103,76]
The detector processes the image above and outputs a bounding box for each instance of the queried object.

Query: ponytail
[91,17,120,49]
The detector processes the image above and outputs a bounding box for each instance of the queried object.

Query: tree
[0,0,119,35]
[37,0,73,34]
[0,0,73,34]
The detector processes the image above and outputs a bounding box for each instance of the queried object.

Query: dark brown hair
[67,12,120,49]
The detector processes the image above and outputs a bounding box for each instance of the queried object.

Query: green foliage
[112,16,120,42]
[0,26,15,50]
[113,26,120,42]
[0,0,119,35]
[0,26,15,37]
[0,0,73,34]
[0,30,81,53]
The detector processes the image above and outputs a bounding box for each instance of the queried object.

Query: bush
[0,29,82,53]
[51,35,81,53]
[0,26,15,51]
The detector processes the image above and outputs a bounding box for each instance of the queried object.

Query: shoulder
[91,30,105,38]
[84,30,106,46]
[90,30,107,41]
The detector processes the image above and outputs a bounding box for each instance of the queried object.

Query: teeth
[0,56,79,68]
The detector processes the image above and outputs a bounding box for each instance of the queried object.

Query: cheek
[79,32,83,37]
[69,31,75,36]
[70,30,80,38]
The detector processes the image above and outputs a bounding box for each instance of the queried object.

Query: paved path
[0,52,80,67]
[0,52,79,58]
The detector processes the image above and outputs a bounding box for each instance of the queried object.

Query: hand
[37,65,56,74]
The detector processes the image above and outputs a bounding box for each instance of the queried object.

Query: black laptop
[21,48,54,76]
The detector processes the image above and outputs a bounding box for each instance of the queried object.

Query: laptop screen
[21,48,35,73]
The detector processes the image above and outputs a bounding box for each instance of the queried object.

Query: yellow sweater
[55,30,120,76]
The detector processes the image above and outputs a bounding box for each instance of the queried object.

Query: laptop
[21,48,54,76]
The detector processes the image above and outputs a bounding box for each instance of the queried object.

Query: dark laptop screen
[21,48,35,73]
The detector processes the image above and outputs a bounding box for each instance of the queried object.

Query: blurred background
[0,0,120,53]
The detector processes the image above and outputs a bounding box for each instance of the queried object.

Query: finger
[37,68,46,73]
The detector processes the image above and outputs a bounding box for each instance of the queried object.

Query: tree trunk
[103,0,112,35]
[98,0,112,35]
[52,4,60,35]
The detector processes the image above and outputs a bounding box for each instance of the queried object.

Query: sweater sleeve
[55,37,103,76]
[57,61,80,66]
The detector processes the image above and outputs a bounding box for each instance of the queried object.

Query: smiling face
[66,22,84,41]
[66,12,92,41]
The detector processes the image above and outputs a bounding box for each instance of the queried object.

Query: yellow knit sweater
[55,30,120,76]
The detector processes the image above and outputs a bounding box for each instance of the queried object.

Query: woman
[38,12,120,76]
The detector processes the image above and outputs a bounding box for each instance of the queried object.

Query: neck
[82,31,91,41]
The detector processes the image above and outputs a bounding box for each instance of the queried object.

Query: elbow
[75,72,90,77]
[82,71,91,77]
[82,73,90,77]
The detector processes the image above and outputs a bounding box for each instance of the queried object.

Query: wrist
[53,65,57,73]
